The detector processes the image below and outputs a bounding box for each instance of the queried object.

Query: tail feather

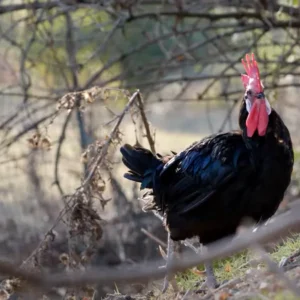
[120,144,162,189]
[122,170,142,183]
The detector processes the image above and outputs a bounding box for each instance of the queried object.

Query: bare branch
[1,203,300,289]
[53,111,73,196]
[0,1,60,15]
[136,93,156,154]
[141,228,167,248]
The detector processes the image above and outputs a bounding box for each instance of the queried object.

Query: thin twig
[141,228,167,248]
[136,93,156,154]
[53,110,73,196]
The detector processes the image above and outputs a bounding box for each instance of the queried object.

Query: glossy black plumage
[120,99,294,245]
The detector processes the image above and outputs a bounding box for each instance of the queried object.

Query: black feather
[120,144,162,189]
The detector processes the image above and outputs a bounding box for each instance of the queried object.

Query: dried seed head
[59,253,70,265]
[27,132,52,151]
[84,92,94,103]
[57,94,76,110]
[27,132,42,148]
[4,278,22,294]
[32,133,41,140]
[27,138,38,149]
[81,151,88,163]
[40,137,51,150]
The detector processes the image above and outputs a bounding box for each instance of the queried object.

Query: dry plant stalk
[0,88,142,299]
[57,89,141,299]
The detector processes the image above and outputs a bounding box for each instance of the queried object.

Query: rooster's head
[241,53,271,137]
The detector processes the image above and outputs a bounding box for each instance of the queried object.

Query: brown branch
[84,18,124,64]
[84,23,262,89]
[126,12,300,27]
[0,1,59,15]
[83,26,209,88]
[0,1,298,21]
[0,111,58,150]
[65,12,79,90]
[2,202,300,290]
[53,110,73,196]
[148,81,300,105]
[124,71,300,89]
[127,11,265,22]
[98,51,298,88]
[136,93,156,154]
[116,27,263,90]
[141,228,167,248]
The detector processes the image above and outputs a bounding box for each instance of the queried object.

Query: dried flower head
[40,137,51,151]
[57,94,76,111]
[81,151,88,163]
[27,132,52,151]
[59,253,70,265]
[83,91,94,104]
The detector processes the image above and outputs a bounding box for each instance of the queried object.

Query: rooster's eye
[247,90,252,96]
[256,92,265,99]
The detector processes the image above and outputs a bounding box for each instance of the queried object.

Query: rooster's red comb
[241,53,263,93]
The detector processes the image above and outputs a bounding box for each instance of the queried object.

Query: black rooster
[120,54,294,288]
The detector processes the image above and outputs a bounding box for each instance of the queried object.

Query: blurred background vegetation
[1,0,300,299]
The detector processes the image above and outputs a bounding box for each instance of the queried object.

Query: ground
[101,234,300,300]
